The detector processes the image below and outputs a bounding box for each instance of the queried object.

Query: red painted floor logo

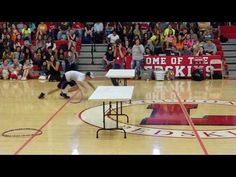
[141,104,236,125]
[79,99,236,139]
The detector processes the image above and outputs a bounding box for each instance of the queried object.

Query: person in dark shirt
[103,45,114,71]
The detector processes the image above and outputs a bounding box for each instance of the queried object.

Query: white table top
[106,69,135,78]
[89,86,134,101]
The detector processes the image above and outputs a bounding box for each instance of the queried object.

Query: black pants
[57,75,76,89]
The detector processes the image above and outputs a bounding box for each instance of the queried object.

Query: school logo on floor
[79,99,236,139]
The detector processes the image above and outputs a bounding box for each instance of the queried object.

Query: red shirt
[139,22,149,31]
[125,55,132,69]
[114,47,126,66]
[73,22,85,30]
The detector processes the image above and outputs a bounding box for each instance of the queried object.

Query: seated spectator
[21,58,33,80]
[150,28,162,54]
[33,48,43,67]
[107,30,119,45]
[70,46,79,63]
[11,24,20,43]
[211,22,220,39]
[183,34,194,50]
[45,36,56,51]
[21,47,32,65]
[103,45,114,71]
[142,33,149,46]
[57,23,69,40]
[203,29,214,42]
[175,35,184,52]
[9,58,22,80]
[44,46,56,60]
[13,34,24,51]
[72,22,85,41]
[35,34,46,51]
[164,24,175,38]
[2,47,13,63]
[57,48,66,61]
[21,24,32,43]
[0,59,10,80]
[180,45,193,56]
[47,55,61,82]
[195,46,207,56]
[190,29,198,42]
[144,47,154,55]
[47,22,59,40]
[203,39,217,55]
[3,33,14,51]
[67,29,76,50]
[164,29,176,49]
[36,22,48,38]
[144,39,154,53]
[133,23,141,40]
[13,46,24,62]
[16,22,24,34]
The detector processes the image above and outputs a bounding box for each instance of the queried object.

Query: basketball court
[1,77,236,155]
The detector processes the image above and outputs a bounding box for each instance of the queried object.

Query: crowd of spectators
[0,22,226,80]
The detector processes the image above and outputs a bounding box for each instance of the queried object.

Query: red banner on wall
[142,55,222,77]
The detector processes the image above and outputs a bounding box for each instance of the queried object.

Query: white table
[106,69,135,86]
[89,86,134,138]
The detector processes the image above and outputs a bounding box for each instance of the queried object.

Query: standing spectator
[111,39,126,86]
[105,22,114,36]
[93,22,104,43]
[132,38,144,79]
[83,24,93,44]
[124,48,132,69]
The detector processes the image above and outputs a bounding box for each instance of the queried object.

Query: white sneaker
[21,77,26,81]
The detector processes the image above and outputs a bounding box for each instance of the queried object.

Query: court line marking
[14,91,80,155]
[172,89,209,155]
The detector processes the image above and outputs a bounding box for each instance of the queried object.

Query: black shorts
[57,75,76,89]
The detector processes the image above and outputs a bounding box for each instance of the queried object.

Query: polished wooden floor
[1,78,236,155]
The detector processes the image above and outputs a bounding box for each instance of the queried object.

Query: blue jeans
[132,59,143,78]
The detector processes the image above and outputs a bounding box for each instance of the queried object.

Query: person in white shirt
[107,30,119,44]
[38,71,95,100]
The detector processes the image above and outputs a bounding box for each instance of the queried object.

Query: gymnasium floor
[1,78,236,155]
